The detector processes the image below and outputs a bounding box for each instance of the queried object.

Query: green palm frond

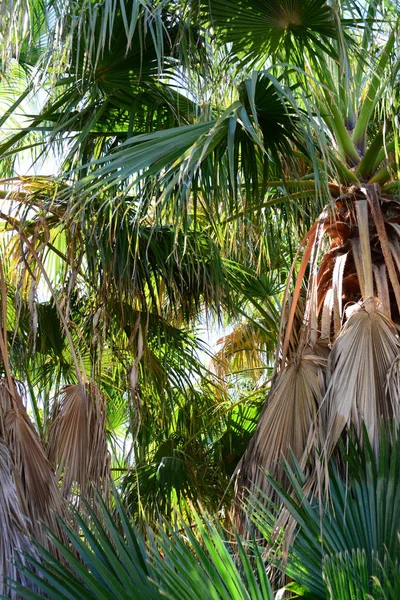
[250,424,400,598]
[0,0,51,67]
[202,0,340,67]
[322,548,400,600]
[0,1,201,170]
[10,490,275,600]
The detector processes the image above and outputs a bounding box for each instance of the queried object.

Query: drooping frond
[236,347,327,524]
[237,181,400,524]
[212,321,272,381]
[47,382,111,499]
[0,381,68,547]
[321,303,400,457]
[0,440,37,599]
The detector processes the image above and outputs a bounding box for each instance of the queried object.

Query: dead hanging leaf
[280,222,319,366]
[320,302,400,459]
[130,321,144,441]
[236,185,400,538]
[48,382,110,499]
[0,440,38,599]
[0,380,68,548]
[235,347,327,528]
[0,262,70,552]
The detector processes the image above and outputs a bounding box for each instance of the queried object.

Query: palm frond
[212,323,269,381]
[0,381,68,548]
[152,512,275,600]
[0,440,37,599]
[10,489,276,600]
[322,549,393,600]
[203,0,340,67]
[250,424,400,598]
[47,382,111,499]
[236,347,327,526]
[321,303,399,458]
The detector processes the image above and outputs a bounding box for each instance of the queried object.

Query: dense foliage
[0,0,400,598]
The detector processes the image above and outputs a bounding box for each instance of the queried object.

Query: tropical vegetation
[0,0,400,597]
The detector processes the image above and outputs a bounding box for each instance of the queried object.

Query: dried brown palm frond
[0,259,70,553]
[279,220,320,366]
[47,382,111,499]
[0,380,68,548]
[0,440,38,600]
[320,301,400,460]
[235,347,327,531]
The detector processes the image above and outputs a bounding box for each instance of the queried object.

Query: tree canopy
[1,1,400,597]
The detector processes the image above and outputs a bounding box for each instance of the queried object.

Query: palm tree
[1,0,400,584]
[213,0,400,520]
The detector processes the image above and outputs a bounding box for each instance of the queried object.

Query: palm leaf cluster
[9,489,276,600]
[250,426,400,598]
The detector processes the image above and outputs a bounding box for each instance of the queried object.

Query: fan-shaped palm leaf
[236,347,327,524]
[250,425,400,598]
[321,303,400,458]
[47,382,110,499]
[202,0,339,66]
